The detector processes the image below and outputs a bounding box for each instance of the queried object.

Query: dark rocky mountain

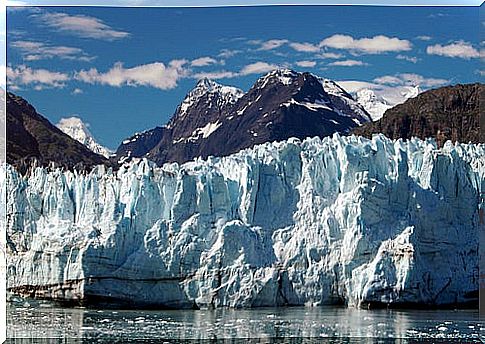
[7,92,110,172]
[353,83,483,145]
[115,69,371,165]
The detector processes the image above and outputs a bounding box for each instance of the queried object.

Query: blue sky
[5,5,482,149]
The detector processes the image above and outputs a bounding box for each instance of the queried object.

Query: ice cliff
[4,134,484,308]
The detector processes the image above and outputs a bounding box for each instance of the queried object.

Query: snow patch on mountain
[353,86,422,121]
[57,117,112,158]
[6,134,483,308]
[319,78,372,124]
[170,78,243,125]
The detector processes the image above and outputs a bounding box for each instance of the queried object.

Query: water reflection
[6,301,483,342]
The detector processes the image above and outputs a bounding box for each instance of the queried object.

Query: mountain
[354,85,421,121]
[6,134,482,308]
[353,83,483,145]
[6,92,110,172]
[56,117,112,158]
[115,69,371,165]
[114,78,244,164]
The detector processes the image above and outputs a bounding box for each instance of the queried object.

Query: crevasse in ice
[4,134,484,308]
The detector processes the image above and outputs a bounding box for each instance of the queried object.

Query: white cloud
[190,57,219,67]
[7,65,70,89]
[257,39,288,51]
[34,12,129,41]
[373,75,403,85]
[191,61,281,80]
[218,49,241,58]
[320,34,412,54]
[416,35,432,41]
[426,41,479,59]
[336,80,379,93]
[328,59,367,67]
[239,62,279,76]
[396,54,419,63]
[289,42,320,53]
[71,88,83,95]
[11,40,95,62]
[76,60,188,90]
[191,70,236,80]
[339,72,448,95]
[295,60,316,68]
[373,73,448,88]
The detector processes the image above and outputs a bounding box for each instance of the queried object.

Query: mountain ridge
[353,83,483,145]
[56,116,113,158]
[116,69,372,166]
[6,92,111,172]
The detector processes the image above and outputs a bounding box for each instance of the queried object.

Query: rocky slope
[115,70,371,165]
[5,134,483,309]
[6,92,110,172]
[56,117,113,158]
[353,83,483,145]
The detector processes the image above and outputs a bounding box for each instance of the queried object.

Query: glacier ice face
[4,134,484,308]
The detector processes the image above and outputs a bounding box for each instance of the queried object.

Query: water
[6,301,483,343]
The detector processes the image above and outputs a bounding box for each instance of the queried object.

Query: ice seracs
[5,134,483,309]
[57,117,113,158]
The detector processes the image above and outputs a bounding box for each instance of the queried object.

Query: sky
[4,4,483,150]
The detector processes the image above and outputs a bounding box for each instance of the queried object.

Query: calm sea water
[6,300,483,343]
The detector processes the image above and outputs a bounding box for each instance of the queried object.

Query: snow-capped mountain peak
[355,89,392,121]
[173,78,244,122]
[257,69,299,88]
[56,117,113,158]
[116,70,373,165]
[354,85,422,121]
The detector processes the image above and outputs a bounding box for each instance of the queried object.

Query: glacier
[4,134,484,309]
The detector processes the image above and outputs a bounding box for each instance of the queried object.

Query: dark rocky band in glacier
[4,134,484,309]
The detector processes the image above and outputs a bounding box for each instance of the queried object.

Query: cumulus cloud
[75,60,188,90]
[218,49,241,58]
[373,73,448,88]
[416,35,432,41]
[191,61,281,80]
[336,80,379,93]
[396,55,419,63]
[328,59,367,67]
[288,42,320,53]
[295,60,317,68]
[33,12,129,40]
[10,40,95,62]
[339,72,448,96]
[426,41,479,59]
[7,64,70,90]
[320,34,412,54]
[190,57,219,67]
[257,39,289,51]
[191,70,236,80]
[239,62,280,76]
